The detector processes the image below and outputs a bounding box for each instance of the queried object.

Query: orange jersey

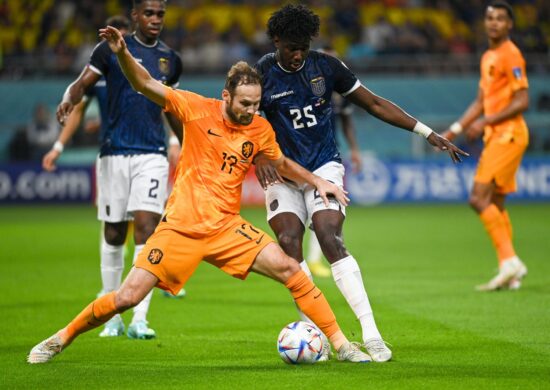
[162,87,282,237]
[479,40,529,144]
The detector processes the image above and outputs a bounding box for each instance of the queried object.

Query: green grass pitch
[1,204,549,389]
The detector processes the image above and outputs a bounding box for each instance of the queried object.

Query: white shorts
[97,154,169,222]
[265,161,346,226]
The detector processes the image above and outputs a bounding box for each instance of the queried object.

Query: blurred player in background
[43,14,185,301]
[55,0,183,340]
[442,1,528,291]
[305,46,362,279]
[254,4,467,362]
[27,28,373,364]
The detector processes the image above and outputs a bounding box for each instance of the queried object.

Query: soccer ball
[277,321,324,364]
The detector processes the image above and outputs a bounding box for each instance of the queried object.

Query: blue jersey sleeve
[323,54,360,96]
[89,41,112,76]
[167,53,183,87]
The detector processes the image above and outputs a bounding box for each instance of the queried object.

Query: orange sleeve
[163,88,207,123]
[505,50,528,92]
[258,122,283,161]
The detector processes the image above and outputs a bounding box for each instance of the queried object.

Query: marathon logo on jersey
[270,90,294,101]
[310,77,326,97]
[158,58,170,75]
[147,249,163,264]
[242,141,254,159]
[512,67,522,80]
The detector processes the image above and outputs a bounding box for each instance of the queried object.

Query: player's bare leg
[470,182,526,291]
[127,210,162,339]
[99,221,128,337]
[28,268,159,364]
[251,242,370,363]
[306,231,331,278]
[312,209,392,362]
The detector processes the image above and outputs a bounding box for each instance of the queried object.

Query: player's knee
[104,231,126,246]
[469,194,485,212]
[277,256,301,282]
[277,232,301,254]
[115,289,140,311]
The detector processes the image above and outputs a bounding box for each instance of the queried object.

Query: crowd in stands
[0,0,548,77]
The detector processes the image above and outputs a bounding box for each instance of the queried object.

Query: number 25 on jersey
[290,105,317,129]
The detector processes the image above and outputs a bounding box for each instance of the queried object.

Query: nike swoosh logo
[314,292,322,299]
[207,129,222,137]
[256,235,265,245]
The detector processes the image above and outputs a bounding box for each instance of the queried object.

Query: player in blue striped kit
[55,0,183,340]
[255,4,467,362]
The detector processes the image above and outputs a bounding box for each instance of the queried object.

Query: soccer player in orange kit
[443,1,528,291]
[27,25,372,364]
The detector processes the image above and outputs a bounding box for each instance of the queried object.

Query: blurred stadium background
[0,0,549,205]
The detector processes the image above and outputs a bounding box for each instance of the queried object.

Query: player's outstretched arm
[99,26,167,107]
[43,100,88,172]
[347,85,468,163]
[272,155,350,207]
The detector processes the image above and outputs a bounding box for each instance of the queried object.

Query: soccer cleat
[308,262,331,278]
[364,338,392,362]
[337,342,371,363]
[162,288,186,299]
[506,259,528,290]
[127,320,156,340]
[27,334,64,364]
[99,315,124,337]
[318,336,332,362]
[475,257,524,292]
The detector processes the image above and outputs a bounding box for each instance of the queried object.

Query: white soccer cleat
[99,315,125,337]
[364,338,392,362]
[337,342,371,363]
[127,320,156,340]
[318,336,332,362]
[476,257,524,292]
[27,334,64,364]
[507,259,528,290]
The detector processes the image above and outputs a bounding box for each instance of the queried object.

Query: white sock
[100,239,124,293]
[331,255,382,342]
[131,244,153,324]
[307,233,323,265]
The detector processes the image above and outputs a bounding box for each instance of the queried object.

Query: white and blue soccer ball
[277,321,324,364]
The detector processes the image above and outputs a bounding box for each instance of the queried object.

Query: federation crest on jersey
[158,58,170,75]
[310,77,326,97]
[147,248,163,264]
[242,141,254,158]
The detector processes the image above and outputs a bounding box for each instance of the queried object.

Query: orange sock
[479,204,516,264]
[285,270,347,350]
[61,292,119,344]
[501,210,513,240]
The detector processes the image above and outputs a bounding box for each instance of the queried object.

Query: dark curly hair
[267,4,320,43]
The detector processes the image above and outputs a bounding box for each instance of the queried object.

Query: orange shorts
[134,215,274,295]
[474,139,527,194]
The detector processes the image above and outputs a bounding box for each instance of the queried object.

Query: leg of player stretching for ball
[251,243,371,362]
[27,268,158,364]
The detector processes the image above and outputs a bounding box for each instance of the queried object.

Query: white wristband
[449,122,463,135]
[169,135,179,146]
[412,121,433,138]
[53,140,64,153]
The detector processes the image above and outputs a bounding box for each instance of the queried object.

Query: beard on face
[226,98,253,125]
